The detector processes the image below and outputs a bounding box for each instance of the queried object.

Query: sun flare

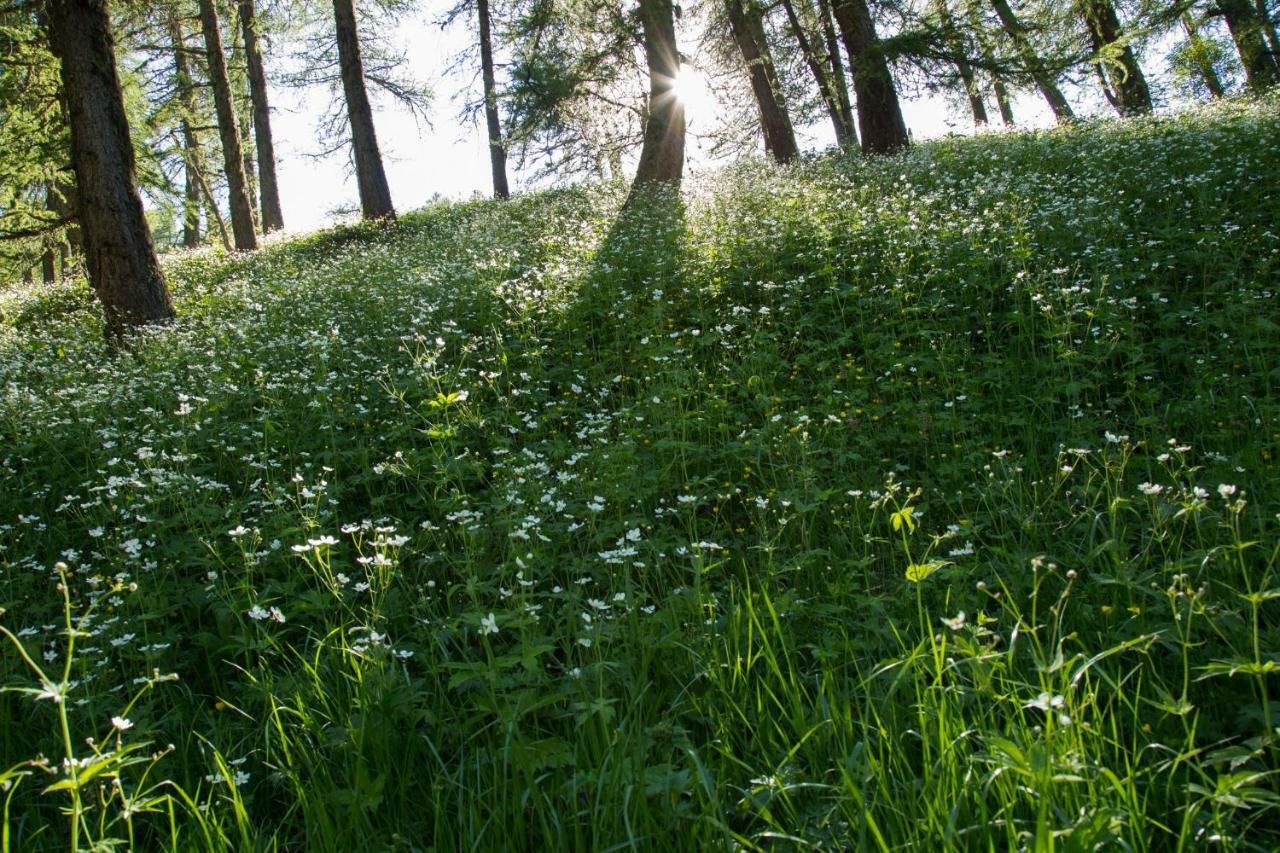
[671,67,716,122]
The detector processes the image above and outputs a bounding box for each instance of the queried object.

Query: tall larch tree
[831,0,910,153]
[779,0,856,147]
[1215,0,1279,89]
[935,0,988,125]
[238,0,284,231]
[987,0,1074,122]
[45,0,174,341]
[332,0,396,220]
[817,0,858,145]
[1078,0,1151,114]
[1179,13,1226,97]
[477,0,510,199]
[726,0,799,162]
[167,12,204,248]
[631,0,685,190]
[198,0,257,250]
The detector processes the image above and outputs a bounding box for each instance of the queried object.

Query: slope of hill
[1,98,1278,849]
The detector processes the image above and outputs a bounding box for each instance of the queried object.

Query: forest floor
[1,96,1279,850]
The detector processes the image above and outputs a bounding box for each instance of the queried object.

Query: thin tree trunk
[967,3,1015,125]
[958,59,990,124]
[1258,0,1280,60]
[1093,60,1121,110]
[46,0,174,341]
[935,0,988,125]
[1181,14,1226,97]
[1080,0,1152,114]
[168,13,203,248]
[727,0,799,162]
[1217,0,1279,89]
[478,0,510,199]
[779,0,853,147]
[992,74,1015,124]
[818,0,858,146]
[198,0,257,250]
[631,0,685,190]
[193,160,233,251]
[988,0,1075,121]
[238,0,285,231]
[41,183,57,284]
[333,0,396,219]
[831,0,909,153]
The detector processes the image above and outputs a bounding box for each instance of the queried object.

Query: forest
[1,0,1279,849]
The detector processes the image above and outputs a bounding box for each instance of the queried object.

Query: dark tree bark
[988,0,1075,122]
[727,0,799,162]
[935,0,987,125]
[631,0,685,190]
[967,3,1015,125]
[1258,0,1280,61]
[238,0,285,231]
[198,0,257,250]
[168,14,202,248]
[46,0,174,341]
[478,0,509,199]
[41,187,57,284]
[818,0,858,146]
[958,59,990,125]
[779,0,854,147]
[1181,14,1226,98]
[831,0,909,153]
[1217,0,1279,90]
[1080,0,1152,114]
[992,74,1015,124]
[333,0,396,219]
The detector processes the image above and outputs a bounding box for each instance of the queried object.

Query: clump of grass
[1,96,1278,849]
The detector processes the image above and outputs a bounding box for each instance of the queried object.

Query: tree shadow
[551,184,688,367]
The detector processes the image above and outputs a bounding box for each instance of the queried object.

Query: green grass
[1,96,1278,850]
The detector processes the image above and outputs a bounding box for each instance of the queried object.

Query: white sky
[266,10,1092,234]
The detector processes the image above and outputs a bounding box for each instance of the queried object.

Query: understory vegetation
[2,98,1279,849]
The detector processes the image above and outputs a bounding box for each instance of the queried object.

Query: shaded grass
[0,97,1278,849]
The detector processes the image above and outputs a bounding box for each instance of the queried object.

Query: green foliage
[1,96,1279,849]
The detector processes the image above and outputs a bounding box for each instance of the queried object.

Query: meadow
[1,96,1278,849]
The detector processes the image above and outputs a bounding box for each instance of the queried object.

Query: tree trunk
[46,0,174,341]
[1080,0,1152,114]
[198,0,257,250]
[831,0,909,153]
[193,160,233,251]
[958,59,990,125]
[1258,0,1280,61]
[818,0,858,146]
[333,0,396,219]
[238,0,285,231]
[988,0,1075,122]
[168,13,203,248]
[1181,14,1226,98]
[1093,60,1121,110]
[478,0,510,199]
[992,74,1015,124]
[727,0,799,162]
[779,0,854,147]
[935,0,987,125]
[1217,0,1279,89]
[631,0,685,190]
[42,183,60,283]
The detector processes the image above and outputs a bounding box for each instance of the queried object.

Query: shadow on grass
[552,184,687,367]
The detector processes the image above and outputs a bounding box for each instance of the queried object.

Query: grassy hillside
[1,97,1278,849]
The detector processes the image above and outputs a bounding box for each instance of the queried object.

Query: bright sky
[267,11,1077,234]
